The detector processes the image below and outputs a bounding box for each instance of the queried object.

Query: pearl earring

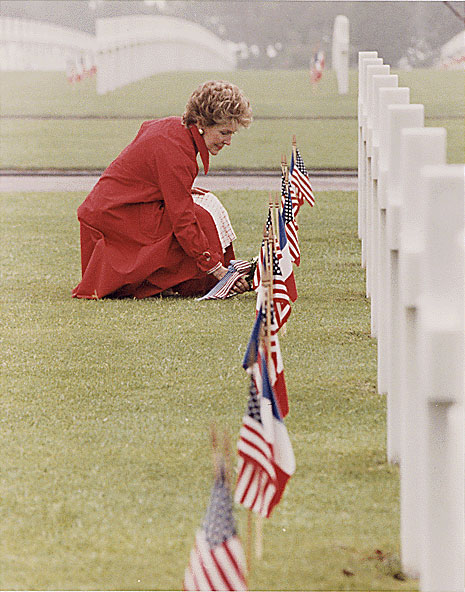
[198,128,204,135]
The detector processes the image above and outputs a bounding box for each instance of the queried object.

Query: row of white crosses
[358,51,464,592]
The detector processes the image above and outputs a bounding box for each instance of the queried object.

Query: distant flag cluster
[184,138,315,589]
[310,46,325,85]
[66,54,97,85]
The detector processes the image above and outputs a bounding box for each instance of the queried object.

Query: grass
[1,188,418,591]
[0,69,463,169]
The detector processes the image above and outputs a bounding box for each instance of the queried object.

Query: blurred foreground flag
[235,350,295,518]
[290,147,315,208]
[184,463,248,591]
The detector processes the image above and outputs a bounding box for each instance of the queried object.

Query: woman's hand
[211,265,250,294]
[211,264,229,281]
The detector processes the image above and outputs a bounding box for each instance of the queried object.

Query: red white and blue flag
[184,463,247,591]
[242,308,288,417]
[198,260,252,300]
[290,148,315,208]
[282,179,300,266]
[276,209,298,301]
[255,247,292,331]
[235,344,295,518]
[310,49,325,83]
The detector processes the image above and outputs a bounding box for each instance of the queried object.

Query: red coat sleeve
[152,138,221,273]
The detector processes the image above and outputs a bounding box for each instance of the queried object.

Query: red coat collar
[189,125,210,174]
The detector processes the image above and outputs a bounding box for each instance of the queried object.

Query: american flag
[290,148,315,208]
[198,260,252,300]
[254,245,291,331]
[276,209,298,302]
[282,182,300,266]
[310,49,325,83]
[235,349,295,518]
[184,463,248,591]
[243,308,288,418]
[251,209,272,291]
[270,248,292,329]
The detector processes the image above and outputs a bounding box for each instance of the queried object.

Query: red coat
[72,117,233,299]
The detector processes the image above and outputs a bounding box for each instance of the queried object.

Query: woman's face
[202,121,238,155]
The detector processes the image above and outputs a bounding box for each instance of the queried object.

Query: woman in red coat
[72,81,252,299]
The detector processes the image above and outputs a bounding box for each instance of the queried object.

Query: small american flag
[254,246,291,331]
[198,260,252,300]
[184,463,248,591]
[272,245,293,328]
[290,148,315,207]
[282,183,300,267]
[235,350,295,518]
[251,210,272,290]
[277,209,298,302]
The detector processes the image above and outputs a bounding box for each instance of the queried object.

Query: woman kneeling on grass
[72,80,252,300]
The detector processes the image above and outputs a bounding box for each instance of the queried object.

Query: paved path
[0,172,357,193]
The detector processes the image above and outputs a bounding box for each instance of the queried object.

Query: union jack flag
[235,348,295,518]
[290,148,315,208]
[184,462,247,591]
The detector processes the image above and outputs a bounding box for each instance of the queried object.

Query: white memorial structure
[94,15,236,94]
[359,50,464,592]
[0,15,237,93]
[0,17,95,71]
[332,14,349,94]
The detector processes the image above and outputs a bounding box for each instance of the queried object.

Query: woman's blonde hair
[182,80,252,129]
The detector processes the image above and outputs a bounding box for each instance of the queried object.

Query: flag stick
[292,134,297,162]
[222,429,233,488]
[268,192,278,241]
[263,232,273,361]
[273,191,280,236]
[247,511,253,573]
[255,514,263,559]
[281,155,289,197]
[281,154,288,208]
[210,423,220,478]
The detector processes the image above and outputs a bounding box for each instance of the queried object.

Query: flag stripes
[184,531,247,591]
[290,148,315,207]
[198,259,252,300]
[184,461,247,591]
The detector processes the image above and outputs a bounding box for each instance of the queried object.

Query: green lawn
[1,188,418,591]
[0,69,463,169]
